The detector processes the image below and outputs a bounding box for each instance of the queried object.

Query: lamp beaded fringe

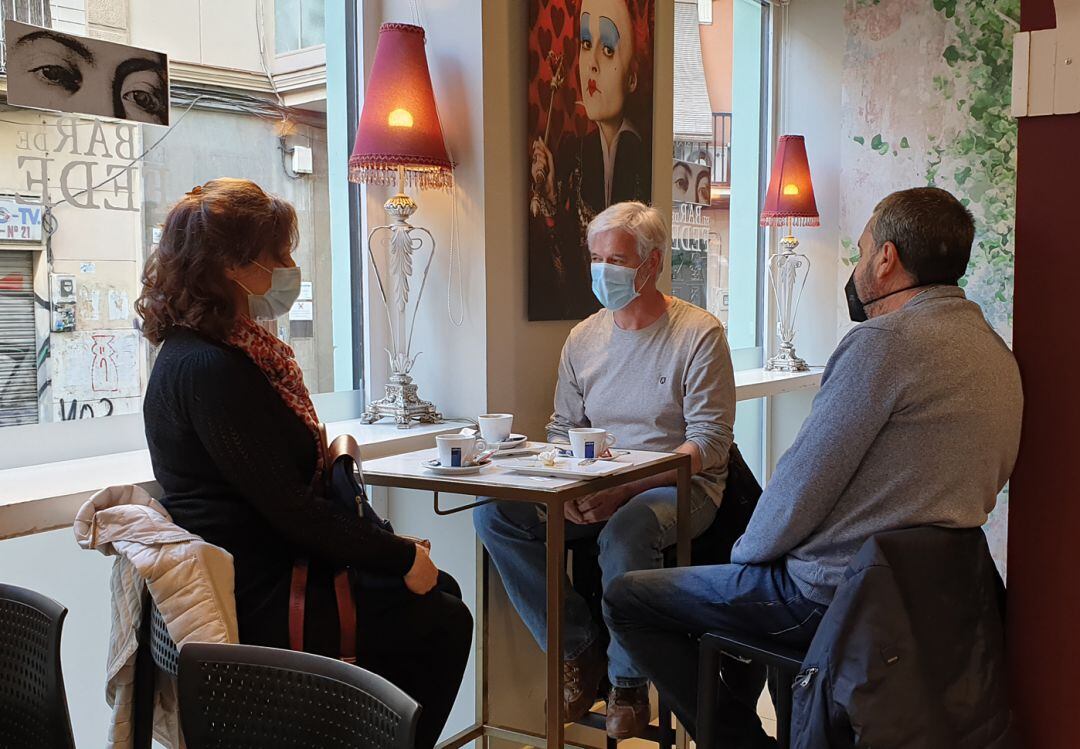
[348,165,454,192]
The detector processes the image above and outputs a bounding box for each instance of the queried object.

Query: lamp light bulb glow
[388,108,415,128]
[783,183,800,196]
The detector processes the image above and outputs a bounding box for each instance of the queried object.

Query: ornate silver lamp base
[360,373,443,428]
[361,167,443,430]
[766,342,809,373]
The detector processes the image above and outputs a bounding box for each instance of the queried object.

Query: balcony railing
[0,0,53,73]
[674,111,732,187]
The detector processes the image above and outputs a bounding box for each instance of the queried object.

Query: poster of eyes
[5,20,170,126]
[527,0,655,321]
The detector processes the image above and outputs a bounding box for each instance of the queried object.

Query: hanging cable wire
[412,0,464,326]
[48,94,210,210]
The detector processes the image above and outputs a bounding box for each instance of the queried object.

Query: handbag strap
[289,561,358,663]
[285,425,360,663]
[288,560,308,652]
[334,571,357,663]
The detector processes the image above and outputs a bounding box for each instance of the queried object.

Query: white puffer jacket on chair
[74,484,238,749]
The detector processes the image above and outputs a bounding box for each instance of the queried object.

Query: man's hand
[568,487,631,525]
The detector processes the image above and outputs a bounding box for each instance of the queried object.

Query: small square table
[361,445,693,749]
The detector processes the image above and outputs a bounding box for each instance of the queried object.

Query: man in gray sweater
[605,187,1023,749]
[475,201,736,739]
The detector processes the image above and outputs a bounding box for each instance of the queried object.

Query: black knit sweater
[143,327,416,643]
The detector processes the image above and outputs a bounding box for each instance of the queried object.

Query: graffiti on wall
[50,328,141,420]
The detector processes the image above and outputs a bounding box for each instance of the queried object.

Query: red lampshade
[349,23,453,190]
[760,135,819,227]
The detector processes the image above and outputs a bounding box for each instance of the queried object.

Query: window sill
[734,366,824,401]
[0,420,459,542]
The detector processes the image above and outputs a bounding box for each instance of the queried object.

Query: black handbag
[323,430,394,534]
[288,430,399,663]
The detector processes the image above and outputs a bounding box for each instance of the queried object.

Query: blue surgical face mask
[591,258,650,311]
[236,261,302,321]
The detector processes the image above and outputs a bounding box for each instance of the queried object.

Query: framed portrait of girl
[527,0,655,321]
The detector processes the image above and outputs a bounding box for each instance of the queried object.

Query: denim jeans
[473,486,717,686]
[604,562,827,748]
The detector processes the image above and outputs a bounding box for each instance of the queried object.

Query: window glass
[671,0,767,352]
[276,0,326,54]
[0,3,344,432]
[672,0,770,477]
[301,0,326,50]
[275,0,303,54]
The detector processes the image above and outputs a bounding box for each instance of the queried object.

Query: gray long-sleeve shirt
[547,297,735,505]
[731,286,1022,604]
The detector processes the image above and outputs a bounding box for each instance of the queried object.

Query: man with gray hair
[605,187,1023,749]
[475,201,737,739]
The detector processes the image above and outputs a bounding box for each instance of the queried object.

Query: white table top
[363,446,678,494]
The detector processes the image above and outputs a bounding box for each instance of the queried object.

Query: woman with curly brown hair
[137,178,471,749]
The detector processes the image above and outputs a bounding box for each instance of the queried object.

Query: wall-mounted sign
[0,198,42,241]
[5,20,170,126]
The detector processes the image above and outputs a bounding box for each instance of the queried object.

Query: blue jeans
[473,486,717,686]
[604,563,827,747]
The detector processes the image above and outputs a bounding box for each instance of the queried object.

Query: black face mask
[845,271,869,323]
[845,270,926,323]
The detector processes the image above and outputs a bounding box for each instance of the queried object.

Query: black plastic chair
[133,598,181,748]
[570,443,763,749]
[0,583,76,749]
[697,632,807,749]
[178,642,421,749]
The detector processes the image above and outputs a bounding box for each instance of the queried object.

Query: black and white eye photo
[672,158,712,207]
[5,20,169,126]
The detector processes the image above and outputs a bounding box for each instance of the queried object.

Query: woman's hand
[404,542,439,595]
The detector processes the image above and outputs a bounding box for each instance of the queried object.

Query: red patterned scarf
[227,316,324,480]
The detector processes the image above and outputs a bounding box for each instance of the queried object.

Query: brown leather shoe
[606,685,650,739]
[562,641,605,722]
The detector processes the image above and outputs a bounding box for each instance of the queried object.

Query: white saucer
[490,434,528,450]
[422,458,492,476]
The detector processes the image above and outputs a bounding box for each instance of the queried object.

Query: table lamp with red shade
[349,23,453,427]
[760,134,820,373]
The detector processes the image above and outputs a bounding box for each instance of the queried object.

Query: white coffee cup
[568,428,617,460]
[478,413,514,443]
[436,434,488,467]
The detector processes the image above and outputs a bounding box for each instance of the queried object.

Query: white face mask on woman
[234,262,302,320]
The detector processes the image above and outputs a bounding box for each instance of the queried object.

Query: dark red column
[1008,2,1080,745]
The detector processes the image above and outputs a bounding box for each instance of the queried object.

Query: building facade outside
[0,0,335,429]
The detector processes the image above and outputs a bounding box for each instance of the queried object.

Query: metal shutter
[0,251,38,426]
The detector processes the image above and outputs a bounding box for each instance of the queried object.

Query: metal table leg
[546,498,566,748]
[676,456,691,567]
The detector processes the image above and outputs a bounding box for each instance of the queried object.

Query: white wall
[0,530,114,747]
[128,0,267,71]
[766,0,844,471]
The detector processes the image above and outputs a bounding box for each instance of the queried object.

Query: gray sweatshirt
[731,287,1022,604]
[547,297,735,505]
